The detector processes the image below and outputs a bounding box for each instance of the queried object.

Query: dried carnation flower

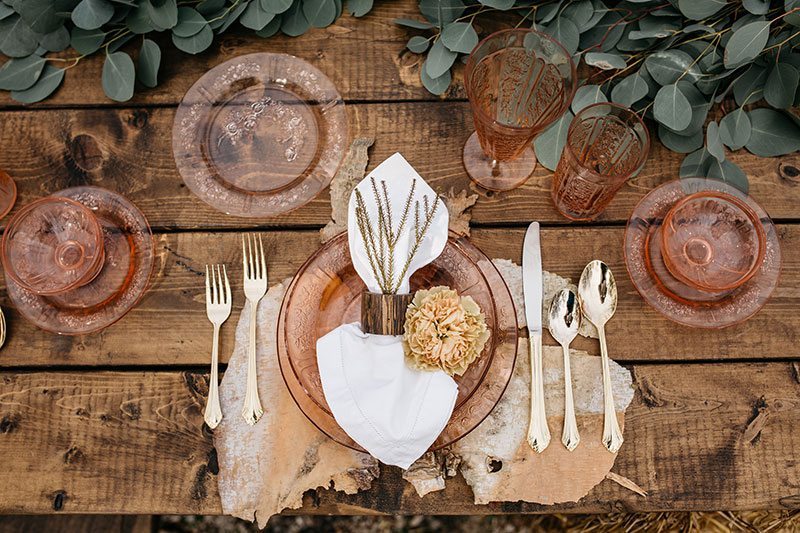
[402,286,490,376]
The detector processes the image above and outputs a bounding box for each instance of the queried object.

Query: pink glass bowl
[2,196,105,295]
[660,191,766,293]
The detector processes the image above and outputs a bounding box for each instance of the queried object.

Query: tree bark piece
[361,292,414,336]
[214,280,379,528]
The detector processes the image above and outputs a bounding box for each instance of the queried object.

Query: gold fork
[241,234,267,425]
[204,264,231,429]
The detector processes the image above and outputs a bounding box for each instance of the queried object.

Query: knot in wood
[68,134,103,172]
[779,161,800,184]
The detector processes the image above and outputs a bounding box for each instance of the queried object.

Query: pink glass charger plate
[4,186,155,335]
[624,178,781,329]
[277,233,518,452]
[172,53,348,218]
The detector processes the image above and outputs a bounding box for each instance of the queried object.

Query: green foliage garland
[1,0,799,191]
[400,0,800,192]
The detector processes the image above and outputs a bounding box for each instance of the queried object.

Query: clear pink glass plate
[172,53,348,218]
[624,178,781,329]
[4,186,154,335]
[277,233,518,451]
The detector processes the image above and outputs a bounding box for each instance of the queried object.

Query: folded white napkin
[316,153,457,469]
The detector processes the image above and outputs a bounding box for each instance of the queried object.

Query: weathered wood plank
[0,363,798,514]
[0,105,797,229]
[0,227,797,366]
[0,0,449,109]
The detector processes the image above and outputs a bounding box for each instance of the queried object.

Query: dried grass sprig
[353,177,440,294]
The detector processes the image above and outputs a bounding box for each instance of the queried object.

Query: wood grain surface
[0,226,796,367]
[0,0,798,517]
[0,363,798,514]
[0,105,798,230]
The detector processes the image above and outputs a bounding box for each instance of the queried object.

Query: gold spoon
[578,260,623,453]
[548,288,581,451]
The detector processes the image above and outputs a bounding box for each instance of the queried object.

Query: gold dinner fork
[204,264,231,429]
[241,234,267,425]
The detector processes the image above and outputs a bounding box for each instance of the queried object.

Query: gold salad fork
[241,234,267,425]
[204,264,231,429]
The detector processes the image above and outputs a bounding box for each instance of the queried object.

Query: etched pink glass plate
[624,178,781,328]
[277,233,518,451]
[4,187,154,335]
[173,53,348,218]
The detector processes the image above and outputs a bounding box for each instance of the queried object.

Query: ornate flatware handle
[241,300,264,426]
[598,326,623,453]
[526,333,551,453]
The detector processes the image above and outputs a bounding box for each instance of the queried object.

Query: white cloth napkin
[316,153,458,469]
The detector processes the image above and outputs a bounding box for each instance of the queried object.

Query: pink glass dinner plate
[624,178,781,328]
[4,186,154,335]
[172,53,348,218]
[277,233,518,452]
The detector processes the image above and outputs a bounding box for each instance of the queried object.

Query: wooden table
[0,0,799,517]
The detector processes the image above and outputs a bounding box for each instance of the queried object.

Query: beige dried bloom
[402,286,490,376]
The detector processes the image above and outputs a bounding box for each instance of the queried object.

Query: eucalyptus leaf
[571,85,607,114]
[394,18,434,29]
[126,3,154,33]
[102,51,135,102]
[0,54,46,91]
[440,21,478,54]
[0,4,13,20]
[303,0,336,28]
[479,0,515,10]
[197,0,225,15]
[654,83,692,131]
[10,63,64,103]
[733,64,766,105]
[584,52,626,70]
[678,0,726,21]
[543,16,580,56]
[0,15,39,57]
[420,59,451,95]
[659,124,704,153]
[419,0,465,27]
[261,0,293,14]
[562,0,593,30]
[743,0,769,14]
[679,147,713,178]
[579,11,624,52]
[70,27,106,54]
[668,81,709,135]
[146,0,178,29]
[764,62,799,109]
[215,1,248,33]
[72,0,114,30]
[173,7,207,37]
[255,14,281,36]
[533,111,574,171]
[39,26,71,52]
[645,49,700,85]
[724,20,770,68]
[240,1,274,30]
[719,108,752,150]
[745,108,800,157]
[611,72,649,107]
[281,2,310,36]
[426,39,457,78]
[137,38,160,88]
[706,121,725,161]
[18,0,62,34]
[171,23,213,53]
[407,35,430,53]
[707,158,748,193]
[347,0,372,17]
